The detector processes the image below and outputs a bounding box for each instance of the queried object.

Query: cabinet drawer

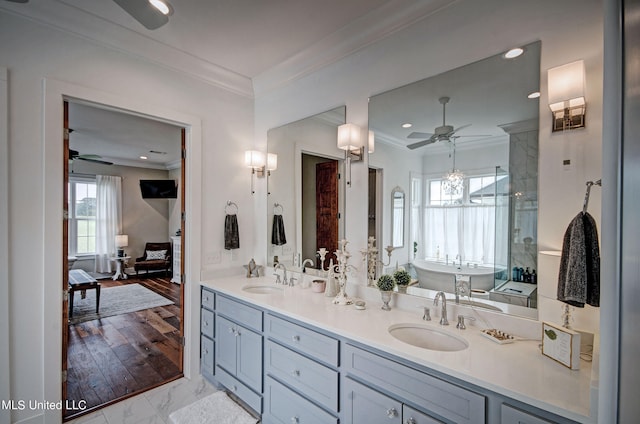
[265,340,338,412]
[217,295,263,332]
[343,377,402,424]
[201,288,215,311]
[201,308,214,339]
[266,314,339,366]
[403,404,444,424]
[501,404,554,424]
[263,376,337,424]
[216,365,262,415]
[201,335,214,377]
[343,344,485,424]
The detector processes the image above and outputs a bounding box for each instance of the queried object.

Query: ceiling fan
[406,97,486,150]
[69,149,113,166]
[112,0,172,30]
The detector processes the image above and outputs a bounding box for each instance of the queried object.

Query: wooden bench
[68,269,100,318]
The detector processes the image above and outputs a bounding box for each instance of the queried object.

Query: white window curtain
[423,204,496,265]
[94,175,122,273]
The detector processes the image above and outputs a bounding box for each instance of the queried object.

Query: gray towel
[224,214,240,250]
[557,212,600,308]
[271,214,287,246]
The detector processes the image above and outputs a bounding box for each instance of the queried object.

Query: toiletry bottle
[523,267,531,283]
[512,267,518,281]
[531,269,537,284]
[518,267,524,282]
[436,245,440,261]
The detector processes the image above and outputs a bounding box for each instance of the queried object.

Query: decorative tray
[481,328,515,344]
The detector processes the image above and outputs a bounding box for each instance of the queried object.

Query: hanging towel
[224,214,240,250]
[557,212,600,308]
[271,214,287,246]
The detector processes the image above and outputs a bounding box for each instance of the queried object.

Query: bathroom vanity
[200,276,594,424]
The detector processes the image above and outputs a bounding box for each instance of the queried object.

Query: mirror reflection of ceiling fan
[69,149,114,166]
[406,96,489,150]
[2,0,173,29]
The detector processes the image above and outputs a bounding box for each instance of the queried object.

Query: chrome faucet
[274,263,288,285]
[455,254,461,269]
[301,258,315,273]
[433,291,449,325]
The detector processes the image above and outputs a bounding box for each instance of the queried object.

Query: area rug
[168,391,258,424]
[69,283,173,324]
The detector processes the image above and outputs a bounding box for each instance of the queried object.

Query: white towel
[169,391,257,424]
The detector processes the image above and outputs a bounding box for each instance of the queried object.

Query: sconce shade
[244,150,265,169]
[337,123,362,151]
[267,153,278,171]
[548,60,585,108]
[115,234,128,247]
[547,60,586,131]
[368,130,375,154]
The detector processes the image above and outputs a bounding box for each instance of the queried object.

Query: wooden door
[316,161,339,263]
[178,128,185,370]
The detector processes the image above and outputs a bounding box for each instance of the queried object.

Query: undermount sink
[388,323,469,352]
[241,284,284,294]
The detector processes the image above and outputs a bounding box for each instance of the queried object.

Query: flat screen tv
[139,180,178,199]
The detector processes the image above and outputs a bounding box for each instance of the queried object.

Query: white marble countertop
[201,275,595,423]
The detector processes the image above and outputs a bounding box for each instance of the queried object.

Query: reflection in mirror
[267,107,346,269]
[368,41,540,319]
[391,186,405,248]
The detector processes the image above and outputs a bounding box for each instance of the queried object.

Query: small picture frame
[541,321,581,370]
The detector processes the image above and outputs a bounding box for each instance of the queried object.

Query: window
[420,172,508,265]
[68,178,97,255]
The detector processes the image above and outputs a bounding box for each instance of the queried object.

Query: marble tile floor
[67,375,217,424]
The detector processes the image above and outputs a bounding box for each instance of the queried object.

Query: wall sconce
[115,234,128,257]
[548,60,586,132]
[337,123,364,187]
[245,150,265,194]
[266,153,277,195]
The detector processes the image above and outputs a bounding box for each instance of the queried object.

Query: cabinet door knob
[292,335,300,342]
[292,369,300,377]
[291,417,299,424]
[386,408,398,418]
[405,418,417,424]
[231,385,237,392]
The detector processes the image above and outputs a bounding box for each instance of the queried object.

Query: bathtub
[411,259,497,292]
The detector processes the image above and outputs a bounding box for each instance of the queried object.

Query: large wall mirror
[267,107,346,269]
[368,41,540,319]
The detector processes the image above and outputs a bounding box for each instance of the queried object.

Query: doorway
[62,100,186,420]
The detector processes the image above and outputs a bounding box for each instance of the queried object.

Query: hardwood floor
[65,273,183,420]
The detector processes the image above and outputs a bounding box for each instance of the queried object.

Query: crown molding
[0,2,254,98]
[252,0,457,97]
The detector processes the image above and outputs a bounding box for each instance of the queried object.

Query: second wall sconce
[245,150,277,194]
[548,60,586,132]
[337,123,364,187]
[245,150,265,194]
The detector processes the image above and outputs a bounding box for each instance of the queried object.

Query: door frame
[43,78,202,423]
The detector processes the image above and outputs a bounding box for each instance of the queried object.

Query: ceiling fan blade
[3,0,29,3]
[407,138,437,150]
[407,131,433,139]
[451,124,472,134]
[455,134,493,138]
[78,157,114,165]
[112,0,169,30]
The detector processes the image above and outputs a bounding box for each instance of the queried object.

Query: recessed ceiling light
[504,47,524,59]
[528,91,541,99]
[140,155,148,160]
[402,123,412,128]
[148,0,172,16]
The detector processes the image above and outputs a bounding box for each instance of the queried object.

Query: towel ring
[225,201,238,214]
[273,203,283,214]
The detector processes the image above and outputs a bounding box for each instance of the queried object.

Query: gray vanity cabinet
[200,288,215,378]
[343,378,443,424]
[263,314,340,423]
[342,344,485,424]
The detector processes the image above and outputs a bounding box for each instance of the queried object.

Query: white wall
[255,0,602,331]
[1,12,253,423]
